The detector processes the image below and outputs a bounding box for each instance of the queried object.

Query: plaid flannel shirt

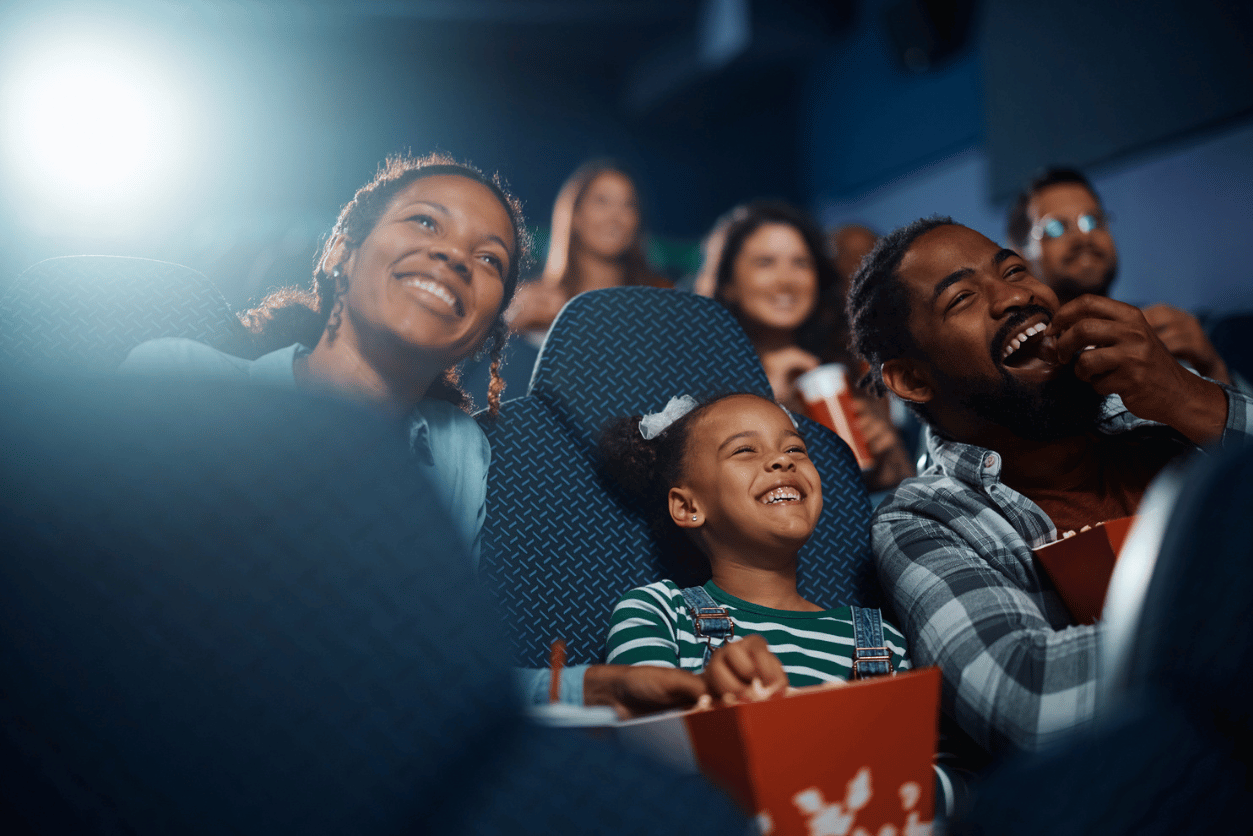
[873,386,1252,755]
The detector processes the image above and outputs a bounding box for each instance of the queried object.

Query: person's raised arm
[1048,295,1228,446]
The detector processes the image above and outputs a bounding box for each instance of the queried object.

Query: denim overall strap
[680,586,735,666]
[849,606,893,679]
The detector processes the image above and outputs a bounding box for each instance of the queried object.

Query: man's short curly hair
[845,215,954,397]
[1006,167,1100,251]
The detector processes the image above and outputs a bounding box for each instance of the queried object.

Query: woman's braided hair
[240,152,532,415]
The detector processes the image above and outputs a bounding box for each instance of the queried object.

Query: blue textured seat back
[478,287,881,668]
[0,255,249,372]
[528,286,773,447]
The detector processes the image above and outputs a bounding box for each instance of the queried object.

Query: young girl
[600,392,909,695]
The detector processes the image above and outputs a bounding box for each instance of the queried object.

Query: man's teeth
[405,278,458,312]
[1002,322,1047,360]
[762,487,802,504]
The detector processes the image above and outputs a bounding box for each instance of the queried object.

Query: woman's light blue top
[121,339,490,565]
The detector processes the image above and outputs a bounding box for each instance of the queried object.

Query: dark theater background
[1,0,1250,315]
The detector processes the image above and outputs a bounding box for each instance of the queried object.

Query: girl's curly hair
[599,392,792,579]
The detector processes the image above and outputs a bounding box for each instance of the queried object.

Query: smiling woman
[121,152,531,561]
[712,202,833,411]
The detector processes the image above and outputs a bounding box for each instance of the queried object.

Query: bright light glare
[2,36,190,235]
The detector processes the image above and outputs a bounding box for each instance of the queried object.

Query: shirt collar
[925,394,1158,490]
[264,341,439,465]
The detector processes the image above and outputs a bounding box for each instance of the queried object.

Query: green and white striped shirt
[604,580,910,686]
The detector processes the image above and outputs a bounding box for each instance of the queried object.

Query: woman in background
[712,201,830,411]
[507,160,669,337]
[712,202,913,492]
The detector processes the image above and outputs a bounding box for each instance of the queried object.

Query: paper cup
[796,364,874,470]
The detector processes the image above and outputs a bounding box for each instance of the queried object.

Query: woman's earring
[326,298,345,344]
[691,515,698,522]
[326,264,347,344]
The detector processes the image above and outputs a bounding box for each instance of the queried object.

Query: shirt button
[984,454,998,469]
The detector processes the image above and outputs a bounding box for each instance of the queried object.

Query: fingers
[588,665,709,720]
[853,404,899,457]
[1140,304,1229,382]
[702,635,787,703]
[1140,303,1192,330]
[1047,294,1140,337]
[1052,316,1142,366]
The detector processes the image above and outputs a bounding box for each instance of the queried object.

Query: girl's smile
[671,394,823,557]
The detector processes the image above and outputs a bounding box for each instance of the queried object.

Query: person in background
[121,152,708,719]
[712,201,830,411]
[711,202,912,491]
[847,216,1252,758]
[814,223,917,492]
[686,205,747,298]
[1007,167,1241,388]
[507,159,670,338]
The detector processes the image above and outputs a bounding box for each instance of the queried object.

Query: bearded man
[845,217,1251,758]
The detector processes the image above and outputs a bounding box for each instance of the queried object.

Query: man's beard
[961,363,1105,443]
[1050,257,1118,304]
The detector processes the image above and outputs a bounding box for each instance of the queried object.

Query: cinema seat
[0,255,250,372]
[476,286,881,667]
[0,371,745,834]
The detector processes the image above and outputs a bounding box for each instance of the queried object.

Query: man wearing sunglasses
[1007,167,1236,387]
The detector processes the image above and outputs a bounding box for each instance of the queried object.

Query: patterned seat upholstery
[0,373,747,834]
[477,286,881,667]
[0,255,249,372]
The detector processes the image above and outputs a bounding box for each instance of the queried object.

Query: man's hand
[1141,303,1231,385]
[583,664,708,720]
[1048,295,1228,445]
[702,635,788,703]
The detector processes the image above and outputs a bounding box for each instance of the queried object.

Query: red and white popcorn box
[609,667,942,836]
[1034,515,1137,625]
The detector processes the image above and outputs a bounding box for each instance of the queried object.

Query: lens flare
[1,34,190,234]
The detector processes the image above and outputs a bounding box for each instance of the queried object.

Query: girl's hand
[702,635,788,704]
